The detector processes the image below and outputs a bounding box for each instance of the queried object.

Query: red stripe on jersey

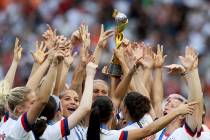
[3,112,9,123]
[196,127,204,137]
[60,119,65,137]
[119,131,128,140]
[184,123,196,137]
[3,115,7,123]
[119,131,124,140]
[21,113,31,132]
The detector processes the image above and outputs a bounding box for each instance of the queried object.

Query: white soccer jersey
[6,113,35,140]
[202,125,210,132]
[167,124,210,140]
[39,118,70,140]
[155,128,169,140]
[0,118,16,137]
[66,123,87,140]
[100,129,128,140]
[0,112,9,127]
[121,114,153,131]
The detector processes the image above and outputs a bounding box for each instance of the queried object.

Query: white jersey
[0,118,16,138]
[155,128,169,140]
[0,112,9,127]
[202,125,210,132]
[67,123,87,140]
[167,124,210,140]
[6,113,35,140]
[40,118,70,140]
[100,128,128,140]
[121,114,153,131]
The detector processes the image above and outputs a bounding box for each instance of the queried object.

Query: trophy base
[102,63,122,77]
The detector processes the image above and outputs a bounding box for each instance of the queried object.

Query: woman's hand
[175,102,198,115]
[179,46,198,71]
[13,37,23,62]
[31,41,47,64]
[97,24,114,48]
[154,44,167,68]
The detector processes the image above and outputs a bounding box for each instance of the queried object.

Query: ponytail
[32,117,47,140]
[32,96,57,139]
[87,106,100,140]
[87,96,114,140]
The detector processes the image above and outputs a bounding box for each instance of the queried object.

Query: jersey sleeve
[119,131,128,140]
[7,113,32,139]
[41,118,70,139]
[167,124,195,140]
[1,112,9,123]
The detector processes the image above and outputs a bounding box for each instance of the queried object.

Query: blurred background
[0,0,210,127]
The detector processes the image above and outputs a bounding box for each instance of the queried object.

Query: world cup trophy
[102,9,128,76]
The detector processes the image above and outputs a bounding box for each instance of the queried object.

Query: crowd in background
[0,0,210,127]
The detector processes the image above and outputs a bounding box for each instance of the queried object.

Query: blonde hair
[59,89,78,98]
[93,79,109,87]
[6,86,32,113]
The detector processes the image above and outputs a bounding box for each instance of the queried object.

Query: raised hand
[114,47,125,63]
[97,24,114,47]
[42,25,57,49]
[140,46,154,69]
[175,102,198,115]
[70,29,82,45]
[164,64,186,75]
[131,57,144,73]
[154,44,167,68]
[131,42,144,60]
[13,37,23,62]
[64,42,76,67]
[80,24,90,48]
[52,50,65,65]
[55,35,67,50]
[86,61,97,76]
[80,38,89,64]
[179,46,198,71]
[31,41,47,64]
[124,43,136,69]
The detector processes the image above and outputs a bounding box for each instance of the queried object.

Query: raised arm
[93,24,114,65]
[70,25,90,97]
[27,51,64,124]
[4,38,22,89]
[70,60,86,97]
[53,39,74,96]
[141,46,154,95]
[164,47,203,131]
[179,47,203,131]
[67,62,97,129]
[151,45,166,118]
[26,47,53,91]
[27,25,57,90]
[112,56,141,108]
[28,41,48,79]
[131,42,150,98]
[128,102,197,140]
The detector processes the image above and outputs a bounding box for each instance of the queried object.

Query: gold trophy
[102,9,128,76]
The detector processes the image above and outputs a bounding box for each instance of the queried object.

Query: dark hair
[202,102,206,123]
[87,96,113,140]
[124,92,151,122]
[32,96,57,139]
[0,104,5,119]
